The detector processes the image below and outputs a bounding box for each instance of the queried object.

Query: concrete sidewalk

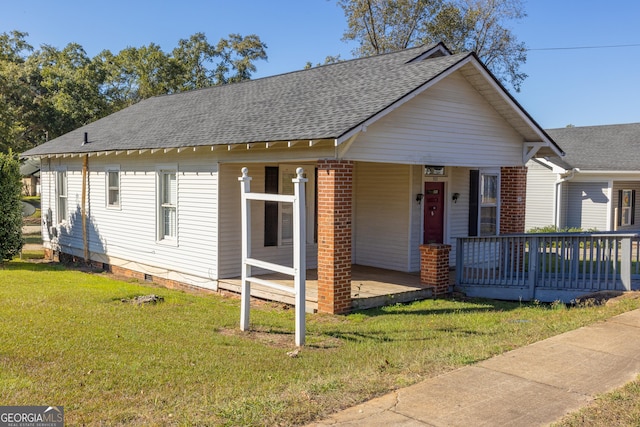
[310,309,640,427]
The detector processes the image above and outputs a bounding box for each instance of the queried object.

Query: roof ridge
[147,43,449,101]
[548,122,640,131]
[23,43,541,158]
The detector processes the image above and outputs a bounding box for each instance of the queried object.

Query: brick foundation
[43,247,56,261]
[317,159,353,314]
[52,250,217,295]
[500,166,527,234]
[420,244,451,296]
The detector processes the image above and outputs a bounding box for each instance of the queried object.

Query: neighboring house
[526,122,640,232]
[20,157,41,196]
[22,43,562,314]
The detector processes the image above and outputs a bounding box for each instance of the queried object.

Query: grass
[553,377,640,426]
[2,255,640,426]
[23,233,42,245]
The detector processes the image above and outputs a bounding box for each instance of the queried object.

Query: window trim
[156,165,178,244]
[618,189,636,227]
[264,166,279,246]
[105,165,121,209]
[469,169,500,237]
[56,168,68,223]
[479,171,499,236]
[279,165,297,246]
[264,164,316,247]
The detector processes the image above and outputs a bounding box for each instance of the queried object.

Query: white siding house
[565,181,609,230]
[23,43,562,313]
[525,160,557,230]
[525,123,640,232]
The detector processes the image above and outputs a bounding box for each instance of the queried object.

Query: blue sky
[3,0,639,129]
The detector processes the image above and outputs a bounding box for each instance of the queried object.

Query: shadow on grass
[322,325,492,344]
[351,298,526,318]
[4,259,67,272]
[23,234,42,245]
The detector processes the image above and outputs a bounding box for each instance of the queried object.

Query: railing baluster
[597,238,602,287]
[604,238,610,290]
[456,232,639,302]
[585,236,594,288]
[635,237,640,276]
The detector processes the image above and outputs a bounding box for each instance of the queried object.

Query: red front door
[423,182,445,244]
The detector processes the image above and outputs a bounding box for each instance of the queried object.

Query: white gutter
[564,170,640,176]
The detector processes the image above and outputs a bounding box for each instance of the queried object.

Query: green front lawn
[2,255,640,426]
[554,376,640,426]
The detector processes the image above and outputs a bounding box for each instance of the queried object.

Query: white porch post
[238,167,252,331]
[292,167,307,345]
[238,166,307,346]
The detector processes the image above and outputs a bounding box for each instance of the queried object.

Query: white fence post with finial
[238,167,252,331]
[292,167,307,345]
[238,166,307,346]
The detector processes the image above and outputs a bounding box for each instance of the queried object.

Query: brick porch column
[317,159,353,314]
[420,244,451,296]
[500,166,527,234]
[500,166,527,272]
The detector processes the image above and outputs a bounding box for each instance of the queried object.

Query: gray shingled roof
[22,44,555,157]
[23,45,468,156]
[546,123,640,171]
[23,47,476,156]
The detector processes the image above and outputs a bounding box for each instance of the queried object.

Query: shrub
[527,225,597,234]
[0,151,24,262]
[527,225,559,233]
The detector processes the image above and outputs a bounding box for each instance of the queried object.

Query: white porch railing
[239,167,307,346]
[456,233,640,303]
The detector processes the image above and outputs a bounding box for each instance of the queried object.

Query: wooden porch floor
[218,265,454,312]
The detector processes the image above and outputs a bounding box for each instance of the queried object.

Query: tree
[213,33,268,84]
[0,151,24,263]
[0,31,44,152]
[1,34,111,152]
[96,33,267,106]
[339,0,440,56]
[304,55,343,69]
[96,43,177,108]
[0,31,268,154]
[338,0,528,91]
[424,0,527,91]
[172,32,218,90]
[33,43,110,138]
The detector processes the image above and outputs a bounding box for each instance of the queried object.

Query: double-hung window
[619,189,636,227]
[264,165,316,247]
[480,173,498,236]
[158,169,177,241]
[56,170,68,222]
[279,168,297,245]
[106,167,120,208]
[469,169,499,236]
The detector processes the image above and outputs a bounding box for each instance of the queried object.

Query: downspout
[47,157,53,242]
[82,154,89,263]
[554,168,579,228]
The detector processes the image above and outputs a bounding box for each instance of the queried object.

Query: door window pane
[480,206,497,236]
[481,175,497,204]
[479,173,498,236]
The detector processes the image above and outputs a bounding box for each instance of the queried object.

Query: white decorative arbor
[238,167,307,346]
